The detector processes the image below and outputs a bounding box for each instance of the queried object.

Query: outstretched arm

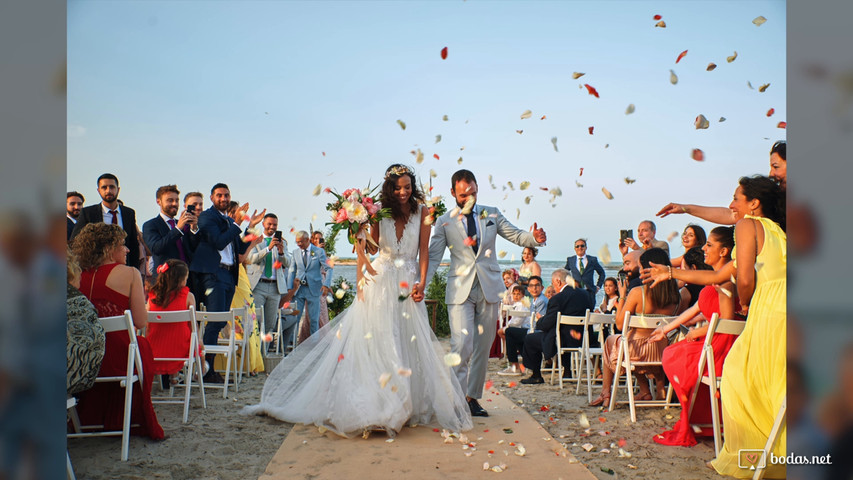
[494,210,542,247]
[656,203,736,225]
[413,206,430,302]
[644,260,735,288]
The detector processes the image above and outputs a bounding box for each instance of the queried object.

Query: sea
[330,259,623,307]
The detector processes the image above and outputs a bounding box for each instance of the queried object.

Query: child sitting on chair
[497,285,531,376]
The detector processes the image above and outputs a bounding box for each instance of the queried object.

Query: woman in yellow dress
[646,175,786,478]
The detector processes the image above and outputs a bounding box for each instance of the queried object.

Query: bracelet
[667,266,672,280]
[680,205,687,213]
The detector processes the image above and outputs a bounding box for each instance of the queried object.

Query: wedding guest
[71,223,164,440]
[565,238,606,308]
[66,191,84,241]
[518,247,541,287]
[142,184,198,279]
[246,213,291,341]
[619,220,669,256]
[66,248,105,395]
[591,248,689,406]
[497,285,529,376]
[285,230,332,336]
[298,231,330,343]
[597,277,619,314]
[491,268,520,358]
[544,285,556,299]
[182,191,205,306]
[670,224,707,267]
[680,246,712,308]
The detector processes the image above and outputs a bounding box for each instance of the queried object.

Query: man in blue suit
[286,230,332,336]
[190,183,259,383]
[565,238,605,309]
[142,185,199,277]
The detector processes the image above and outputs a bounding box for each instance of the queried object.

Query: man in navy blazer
[70,174,141,270]
[520,268,591,384]
[189,183,256,383]
[565,238,606,308]
[142,185,199,276]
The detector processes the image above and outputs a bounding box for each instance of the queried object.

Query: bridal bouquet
[325,185,391,244]
[423,196,447,226]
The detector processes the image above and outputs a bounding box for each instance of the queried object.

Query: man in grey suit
[427,169,547,417]
[246,213,294,347]
[286,230,332,336]
[564,238,606,309]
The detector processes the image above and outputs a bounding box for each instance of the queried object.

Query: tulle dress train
[243,215,472,437]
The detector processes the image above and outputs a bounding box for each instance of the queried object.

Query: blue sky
[68,0,785,262]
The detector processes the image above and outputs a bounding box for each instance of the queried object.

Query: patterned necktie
[109,210,118,225]
[465,212,478,254]
[166,218,187,262]
[264,238,273,277]
[578,257,585,288]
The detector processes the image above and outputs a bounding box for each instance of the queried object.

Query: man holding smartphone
[142,184,199,278]
[246,213,294,348]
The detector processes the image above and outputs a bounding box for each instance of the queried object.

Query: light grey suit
[427,204,541,399]
[288,244,333,335]
[246,236,291,335]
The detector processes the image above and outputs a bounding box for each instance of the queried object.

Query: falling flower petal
[551,137,559,152]
[379,373,392,388]
[444,352,462,367]
[579,167,584,176]
[588,126,594,135]
[515,129,523,134]
[766,108,775,117]
[624,177,635,184]
[625,103,635,115]
[312,184,322,196]
[435,134,442,143]
[727,51,737,63]
[653,14,662,20]
[777,121,786,129]
[397,367,412,377]
[748,81,754,89]
[707,63,717,71]
[457,157,463,164]
[670,69,678,85]
[667,231,679,242]
[520,109,532,119]
[415,149,424,164]
[337,354,344,362]
[758,83,770,92]
[429,169,437,178]
[719,117,726,122]
[752,15,767,26]
[516,208,520,220]
[540,115,547,120]
[242,234,258,243]
[518,181,530,190]
[584,84,600,98]
[572,72,585,79]
[692,148,705,161]
[676,50,688,63]
[507,181,514,191]
[524,196,532,205]
[273,261,282,269]
[655,20,666,28]
[440,46,448,59]
[601,187,614,200]
[263,333,273,343]
[397,119,406,130]
[605,143,609,148]
[694,114,710,129]
[464,236,477,247]
[433,153,440,160]
[498,250,507,259]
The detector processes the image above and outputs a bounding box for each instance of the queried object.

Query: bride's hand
[411,282,425,302]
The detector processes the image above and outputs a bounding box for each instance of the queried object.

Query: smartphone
[617,271,628,283]
[273,230,283,240]
[186,204,196,214]
[620,229,633,243]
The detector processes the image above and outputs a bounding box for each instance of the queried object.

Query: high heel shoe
[589,392,611,407]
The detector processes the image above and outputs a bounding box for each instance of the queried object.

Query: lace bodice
[374,214,420,273]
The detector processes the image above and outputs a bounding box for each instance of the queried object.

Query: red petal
[579,167,584,176]
[777,121,787,129]
[618,438,627,447]
[766,108,775,117]
[692,148,705,161]
[676,49,688,63]
[583,84,600,98]
[599,416,607,423]
[399,281,409,289]
[322,152,326,156]
[588,126,594,135]
[273,261,282,269]
[433,428,440,432]
[337,354,344,362]
[440,47,448,60]
[485,380,494,389]
[433,153,440,160]
[507,381,517,387]
[653,14,662,20]
[540,115,547,120]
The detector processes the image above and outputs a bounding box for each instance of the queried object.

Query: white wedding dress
[243,214,473,437]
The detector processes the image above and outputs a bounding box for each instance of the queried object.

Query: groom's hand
[532,222,547,244]
[411,282,425,302]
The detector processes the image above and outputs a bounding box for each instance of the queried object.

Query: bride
[243,164,473,437]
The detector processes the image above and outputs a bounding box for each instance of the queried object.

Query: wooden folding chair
[67,310,141,461]
[553,312,588,388]
[195,309,238,398]
[578,311,616,402]
[685,312,746,455]
[146,306,207,423]
[608,312,679,422]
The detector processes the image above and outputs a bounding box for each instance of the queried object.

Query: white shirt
[100,203,123,228]
[218,210,235,266]
[159,212,184,234]
[461,204,481,242]
[66,214,77,224]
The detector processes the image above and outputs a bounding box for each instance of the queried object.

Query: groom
[427,169,547,417]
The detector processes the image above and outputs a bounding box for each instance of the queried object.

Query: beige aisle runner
[259,387,596,480]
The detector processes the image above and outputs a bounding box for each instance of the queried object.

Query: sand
[68,342,718,479]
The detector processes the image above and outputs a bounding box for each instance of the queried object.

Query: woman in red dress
[147,259,204,381]
[72,223,164,440]
[648,226,741,446]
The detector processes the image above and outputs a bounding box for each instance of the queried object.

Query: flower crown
[385,165,411,180]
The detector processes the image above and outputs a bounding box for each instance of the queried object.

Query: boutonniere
[479,209,488,220]
[310,251,316,258]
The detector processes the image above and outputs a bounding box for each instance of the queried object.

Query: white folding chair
[752,398,786,480]
[196,309,238,398]
[146,306,207,423]
[685,312,746,455]
[67,310,140,461]
[578,312,616,402]
[608,312,679,422]
[229,305,251,388]
[66,397,77,480]
[553,312,588,388]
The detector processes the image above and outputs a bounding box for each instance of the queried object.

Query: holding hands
[411,282,425,302]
